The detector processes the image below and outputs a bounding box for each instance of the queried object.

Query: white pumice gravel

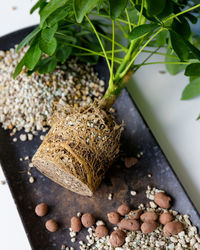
[130,190,137,196]
[0,46,105,133]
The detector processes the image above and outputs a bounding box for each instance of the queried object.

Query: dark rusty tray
[0,27,199,250]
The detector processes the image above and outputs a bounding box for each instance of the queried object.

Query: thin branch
[125,8,132,32]
[120,28,164,78]
[142,49,179,59]
[135,61,190,66]
[163,4,200,23]
[110,20,115,86]
[85,15,111,72]
[138,0,144,25]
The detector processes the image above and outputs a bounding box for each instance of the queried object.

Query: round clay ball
[159,212,173,225]
[141,221,158,234]
[71,216,82,232]
[117,204,131,216]
[154,192,171,209]
[81,213,95,228]
[118,218,140,231]
[163,221,184,236]
[35,203,48,217]
[110,229,126,247]
[107,212,121,224]
[140,211,158,222]
[45,219,59,232]
[95,225,109,238]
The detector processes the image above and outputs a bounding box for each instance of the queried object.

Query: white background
[0,1,200,249]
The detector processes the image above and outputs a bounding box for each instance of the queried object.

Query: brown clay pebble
[163,221,184,236]
[117,204,131,216]
[81,213,95,228]
[95,225,109,238]
[140,211,158,222]
[35,203,48,217]
[124,157,138,168]
[154,192,171,209]
[159,212,173,225]
[110,229,126,247]
[141,221,158,234]
[107,212,121,224]
[128,209,143,220]
[45,219,59,232]
[118,218,140,231]
[71,216,82,232]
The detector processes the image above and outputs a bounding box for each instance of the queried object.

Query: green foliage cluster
[14,0,200,110]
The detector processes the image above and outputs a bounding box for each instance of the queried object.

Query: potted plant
[14,0,200,196]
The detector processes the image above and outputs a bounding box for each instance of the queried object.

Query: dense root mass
[32,103,123,196]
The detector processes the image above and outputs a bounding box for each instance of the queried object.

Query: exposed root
[32,102,123,196]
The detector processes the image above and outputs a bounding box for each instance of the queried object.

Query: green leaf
[185,63,200,77]
[16,26,41,52]
[13,57,25,79]
[165,49,186,75]
[56,46,72,63]
[108,0,128,19]
[181,78,200,100]
[156,30,168,47]
[41,24,58,42]
[171,17,191,40]
[30,0,46,14]
[146,0,166,16]
[39,37,57,55]
[46,5,72,26]
[37,57,57,73]
[55,32,77,43]
[73,0,99,23]
[128,24,159,40]
[184,13,198,24]
[196,114,200,120]
[24,43,42,70]
[40,0,68,27]
[185,40,200,61]
[169,30,189,61]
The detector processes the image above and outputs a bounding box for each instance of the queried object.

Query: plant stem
[85,15,111,73]
[163,4,200,23]
[119,28,164,79]
[142,50,179,59]
[99,70,133,110]
[109,20,115,88]
[125,8,132,32]
[135,61,191,66]
[138,0,144,25]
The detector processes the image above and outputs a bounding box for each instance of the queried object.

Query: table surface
[0,1,200,249]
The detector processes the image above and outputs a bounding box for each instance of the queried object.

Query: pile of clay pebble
[34,186,200,249]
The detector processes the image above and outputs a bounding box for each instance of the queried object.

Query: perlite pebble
[0,46,105,133]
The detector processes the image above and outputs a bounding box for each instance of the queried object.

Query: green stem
[135,61,191,66]
[90,12,135,27]
[116,21,128,38]
[74,53,122,64]
[163,4,200,23]
[109,20,115,88]
[138,0,144,25]
[115,39,140,82]
[142,49,179,59]
[125,8,132,32]
[120,28,164,79]
[85,15,111,72]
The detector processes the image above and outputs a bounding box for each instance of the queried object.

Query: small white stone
[108,193,113,200]
[71,238,76,243]
[40,135,45,141]
[19,134,27,141]
[29,176,35,183]
[28,133,33,141]
[149,201,157,208]
[130,190,137,196]
[13,137,17,142]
